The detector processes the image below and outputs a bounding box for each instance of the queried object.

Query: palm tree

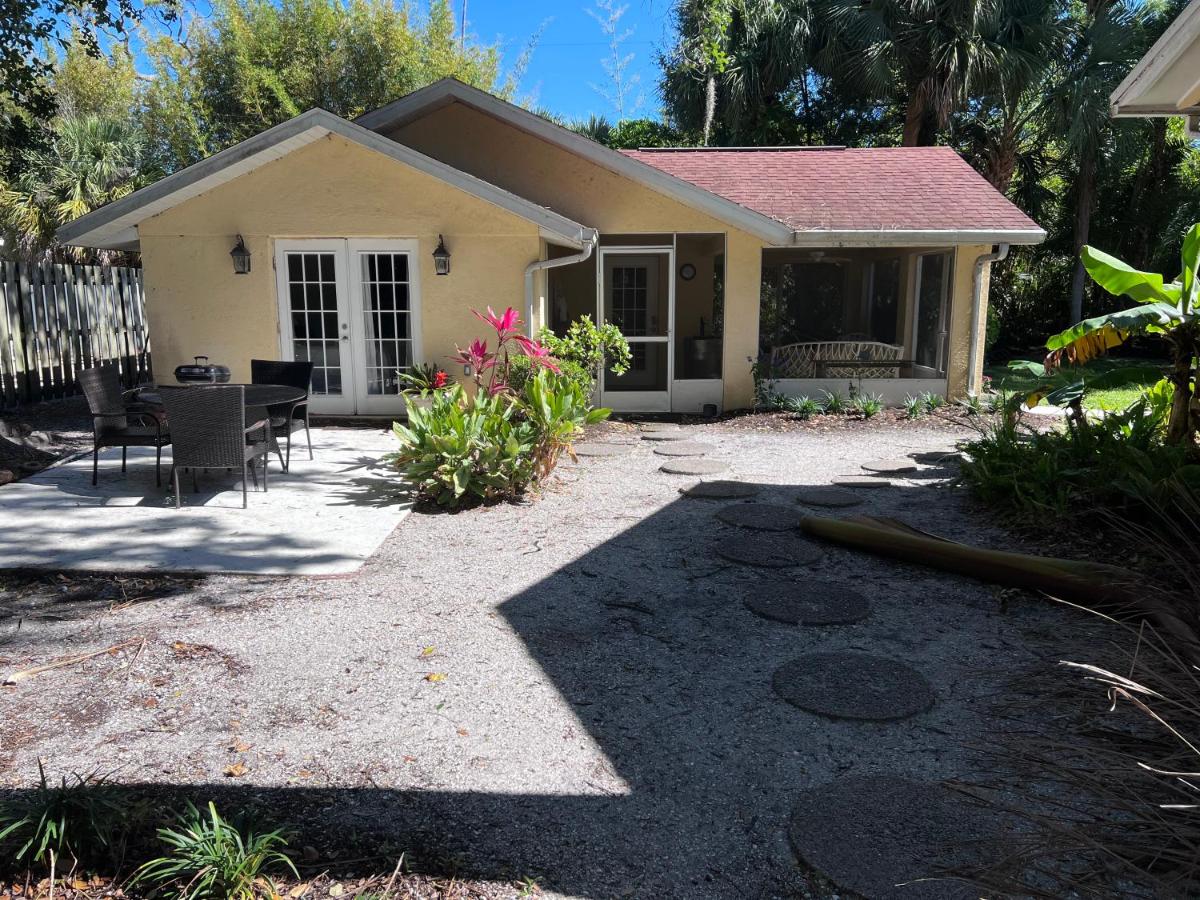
[0,115,146,260]
[1039,0,1145,325]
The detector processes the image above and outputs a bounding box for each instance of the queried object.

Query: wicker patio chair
[79,365,170,487]
[157,385,271,509]
[250,359,314,472]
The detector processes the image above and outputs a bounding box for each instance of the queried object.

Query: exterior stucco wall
[946,244,992,399]
[139,133,541,386]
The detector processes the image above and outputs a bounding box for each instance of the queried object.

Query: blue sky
[464,0,674,121]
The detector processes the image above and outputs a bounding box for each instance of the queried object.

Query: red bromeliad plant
[452,306,559,396]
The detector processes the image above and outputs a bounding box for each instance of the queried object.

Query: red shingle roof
[620,146,1042,236]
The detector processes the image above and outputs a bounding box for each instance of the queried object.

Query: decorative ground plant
[389,307,610,507]
[397,362,451,396]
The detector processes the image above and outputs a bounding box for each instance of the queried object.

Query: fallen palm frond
[2,637,144,685]
[798,515,1200,662]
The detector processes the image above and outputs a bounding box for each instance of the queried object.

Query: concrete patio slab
[0,426,409,575]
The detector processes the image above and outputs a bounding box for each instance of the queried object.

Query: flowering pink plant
[453,306,559,396]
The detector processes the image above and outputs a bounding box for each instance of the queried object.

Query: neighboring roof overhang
[354,79,796,245]
[56,108,594,251]
[1111,0,1200,124]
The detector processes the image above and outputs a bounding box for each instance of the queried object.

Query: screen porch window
[360,252,413,395]
[285,252,341,395]
[611,264,649,369]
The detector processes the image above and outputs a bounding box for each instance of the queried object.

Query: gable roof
[357,78,1043,247]
[57,108,595,251]
[354,79,796,244]
[1111,0,1200,119]
[621,146,1045,246]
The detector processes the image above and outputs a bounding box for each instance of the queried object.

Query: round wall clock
[679,263,697,281]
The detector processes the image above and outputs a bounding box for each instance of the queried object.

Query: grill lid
[174,356,232,383]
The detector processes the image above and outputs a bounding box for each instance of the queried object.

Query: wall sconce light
[230,235,251,274]
[432,234,451,275]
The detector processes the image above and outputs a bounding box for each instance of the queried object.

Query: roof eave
[1110,0,1200,114]
[57,107,592,251]
[787,228,1046,248]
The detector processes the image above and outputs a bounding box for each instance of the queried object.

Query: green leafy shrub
[960,393,986,416]
[397,362,450,395]
[960,396,1197,519]
[389,385,538,507]
[785,395,821,419]
[903,395,924,419]
[0,764,130,872]
[921,391,945,412]
[133,802,296,900]
[507,352,591,397]
[521,368,610,475]
[820,391,847,414]
[538,315,631,385]
[852,393,884,419]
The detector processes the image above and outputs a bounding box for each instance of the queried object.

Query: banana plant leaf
[1044,304,1183,367]
[799,515,1200,662]
[1082,245,1182,305]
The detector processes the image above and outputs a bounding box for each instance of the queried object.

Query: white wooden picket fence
[0,260,150,408]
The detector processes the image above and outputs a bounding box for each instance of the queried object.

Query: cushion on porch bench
[769,341,903,379]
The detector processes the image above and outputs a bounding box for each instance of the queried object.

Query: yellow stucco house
[58,79,1044,416]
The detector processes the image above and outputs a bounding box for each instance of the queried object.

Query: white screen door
[598,247,674,412]
[275,239,421,415]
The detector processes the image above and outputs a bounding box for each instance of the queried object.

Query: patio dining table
[137,383,307,408]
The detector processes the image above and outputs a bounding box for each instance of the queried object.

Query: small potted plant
[398,363,452,414]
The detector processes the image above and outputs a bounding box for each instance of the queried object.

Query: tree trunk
[1165,337,1196,445]
[901,93,925,147]
[1068,155,1096,325]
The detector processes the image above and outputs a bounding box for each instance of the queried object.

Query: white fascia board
[57,108,592,250]
[786,228,1046,248]
[355,79,795,244]
[1111,0,1200,115]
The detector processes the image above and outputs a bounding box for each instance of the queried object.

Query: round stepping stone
[659,458,728,476]
[743,581,870,625]
[572,442,628,458]
[861,458,919,475]
[652,442,711,457]
[715,533,823,568]
[773,652,934,721]
[789,775,995,900]
[795,487,863,508]
[832,476,893,489]
[681,480,759,499]
[640,422,680,432]
[640,430,689,441]
[910,450,964,466]
[715,502,804,532]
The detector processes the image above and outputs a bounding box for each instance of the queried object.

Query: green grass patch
[985,357,1167,411]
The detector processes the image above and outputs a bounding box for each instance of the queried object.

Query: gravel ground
[0,415,1098,898]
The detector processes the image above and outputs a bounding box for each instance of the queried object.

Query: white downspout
[967,243,1009,396]
[524,228,599,333]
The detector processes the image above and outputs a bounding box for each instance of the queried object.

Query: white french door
[598,246,674,413]
[274,239,422,415]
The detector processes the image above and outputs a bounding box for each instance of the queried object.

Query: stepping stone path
[715,533,823,568]
[772,652,935,721]
[640,430,689,442]
[715,502,804,532]
[861,458,919,475]
[640,422,680,433]
[832,476,893,489]
[653,442,712,457]
[910,450,965,466]
[680,480,758,499]
[743,580,870,625]
[789,775,995,900]
[660,459,728,476]
[794,487,863,508]
[572,443,629,458]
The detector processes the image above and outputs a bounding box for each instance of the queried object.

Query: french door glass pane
[284,251,343,395]
[359,252,412,395]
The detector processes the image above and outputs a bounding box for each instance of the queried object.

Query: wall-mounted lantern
[230,235,251,274]
[432,234,451,276]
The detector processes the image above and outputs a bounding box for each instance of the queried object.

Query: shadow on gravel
[2,473,1001,898]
